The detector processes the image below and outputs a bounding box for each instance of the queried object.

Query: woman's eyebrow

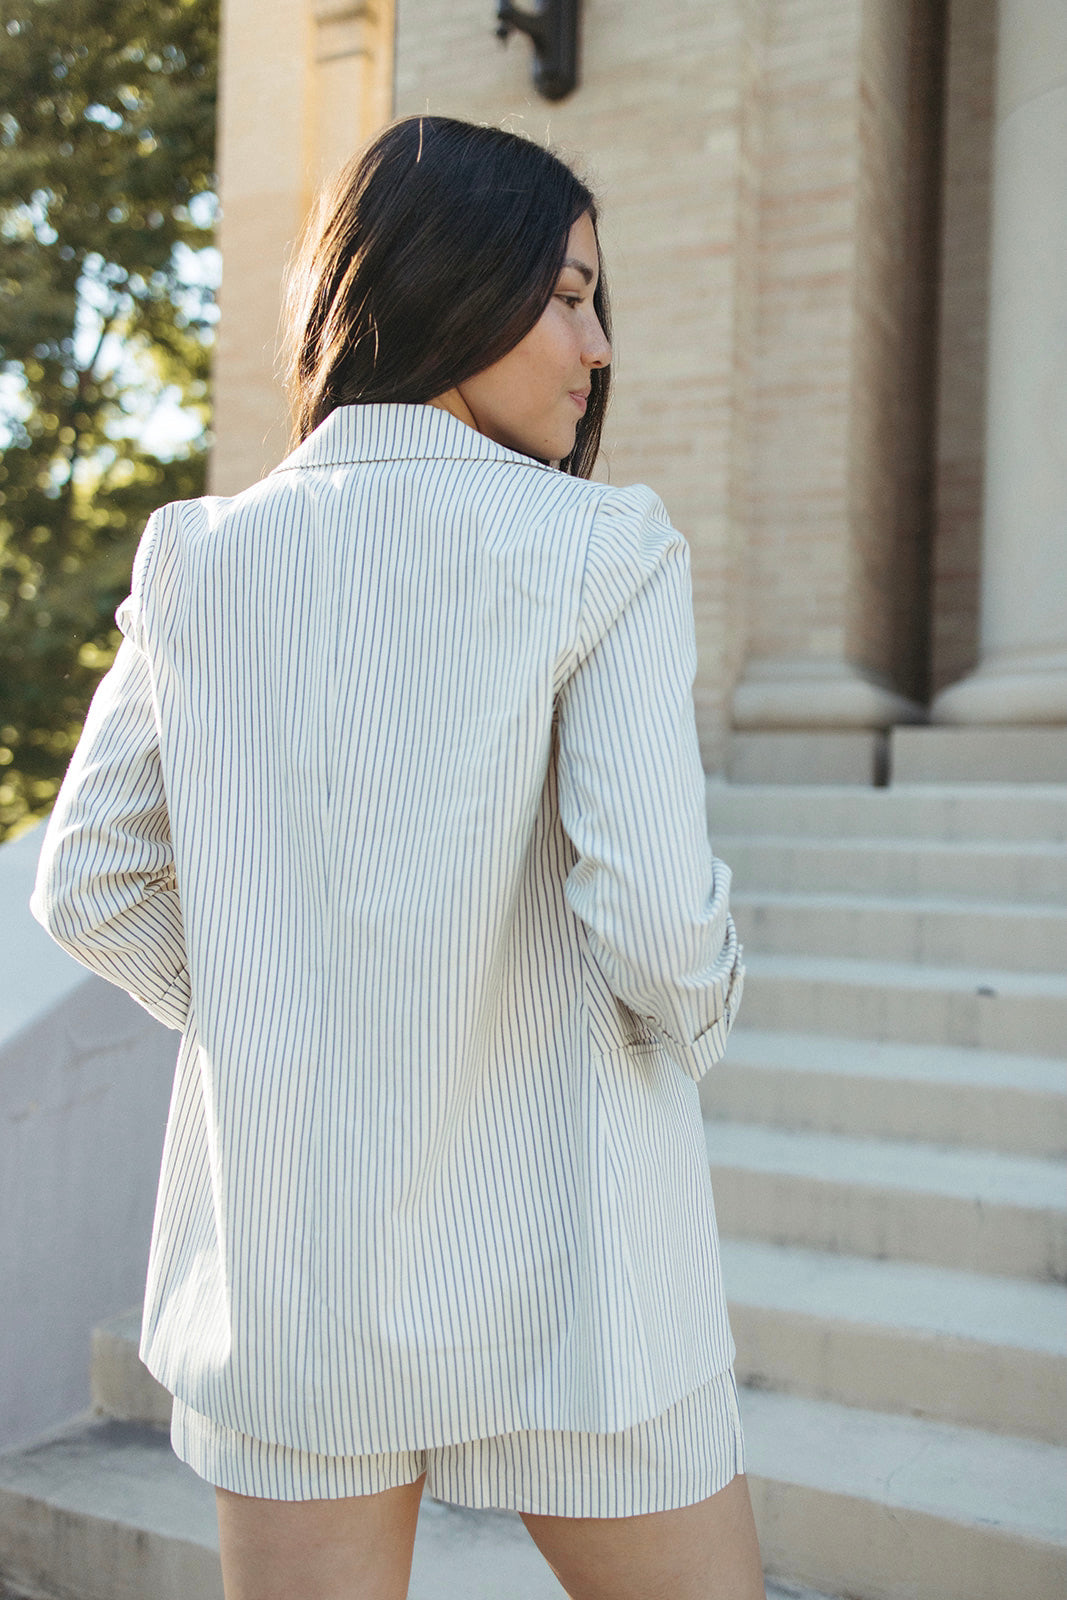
[561,256,595,285]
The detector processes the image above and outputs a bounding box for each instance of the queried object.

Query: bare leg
[520,1471,766,1600]
[215,1474,426,1600]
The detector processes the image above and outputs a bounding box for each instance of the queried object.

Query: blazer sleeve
[555,485,743,1082]
[29,513,190,1032]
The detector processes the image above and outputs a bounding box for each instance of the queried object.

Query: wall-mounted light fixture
[495,0,580,101]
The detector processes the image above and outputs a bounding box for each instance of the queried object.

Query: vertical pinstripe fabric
[31,402,744,1458]
[169,1368,745,1513]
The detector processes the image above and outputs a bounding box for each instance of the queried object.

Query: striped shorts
[171,1367,745,1517]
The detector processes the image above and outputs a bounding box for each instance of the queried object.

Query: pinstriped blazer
[31,402,743,1455]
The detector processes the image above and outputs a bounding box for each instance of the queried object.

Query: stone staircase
[1,780,1064,1599]
[705,781,1067,1600]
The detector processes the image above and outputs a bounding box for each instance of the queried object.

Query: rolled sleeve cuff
[136,965,192,1033]
[649,958,745,1084]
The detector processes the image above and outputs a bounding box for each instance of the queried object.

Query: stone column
[311,3,397,188]
[731,0,942,773]
[932,0,1067,725]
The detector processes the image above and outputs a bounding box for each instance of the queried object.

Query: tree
[0,0,217,839]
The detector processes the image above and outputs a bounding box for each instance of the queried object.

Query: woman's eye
[557,294,583,309]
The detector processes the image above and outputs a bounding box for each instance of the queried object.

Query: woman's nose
[585,318,612,368]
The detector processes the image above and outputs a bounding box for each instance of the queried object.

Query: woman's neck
[426,389,479,432]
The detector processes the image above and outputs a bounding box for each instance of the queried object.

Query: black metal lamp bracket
[496,0,580,101]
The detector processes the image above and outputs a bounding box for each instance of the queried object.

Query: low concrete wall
[0,828,176,1452]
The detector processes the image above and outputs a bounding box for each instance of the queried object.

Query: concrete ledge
[728,732,885,785]
[0,827,177,1454]
[0,1417,222,1600]
[890,727,1067,783]
[91,1310,172,1429]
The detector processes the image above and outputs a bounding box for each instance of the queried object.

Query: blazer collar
[272,402,558,476]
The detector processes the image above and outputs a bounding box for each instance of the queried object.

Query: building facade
[210,0,1066,781]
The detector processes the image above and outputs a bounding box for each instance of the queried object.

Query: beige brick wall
[746,0,865,671]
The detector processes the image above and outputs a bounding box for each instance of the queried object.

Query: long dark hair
[283,115,611,478]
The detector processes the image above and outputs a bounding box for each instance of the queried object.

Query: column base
[733,659,924,730]
[930,650,1067,725]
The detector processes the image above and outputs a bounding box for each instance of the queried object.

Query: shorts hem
[171,1367,745,1518]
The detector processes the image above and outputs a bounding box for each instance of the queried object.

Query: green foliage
[0,0,217,838]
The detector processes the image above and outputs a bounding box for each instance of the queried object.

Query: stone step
[738,951,1067,1054]
[704,1030,1067,1158]
[731,890,1066,972]
[741,1386,1067,1600]
[705,1120,1067,1281]
[716,835,1067,903]
[706,781,1067,844]
[0,1413,831,1600]
[721,1239,1067,1443]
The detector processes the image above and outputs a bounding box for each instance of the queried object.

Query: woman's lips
[569,391,588,414]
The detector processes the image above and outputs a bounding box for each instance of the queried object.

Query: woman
[31,116,764,1599]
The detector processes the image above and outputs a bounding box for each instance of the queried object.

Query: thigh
[520,1472,766,1600]
[215,1475,426,1600]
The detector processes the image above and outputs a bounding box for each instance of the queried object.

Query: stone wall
[0,830,175,1452]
